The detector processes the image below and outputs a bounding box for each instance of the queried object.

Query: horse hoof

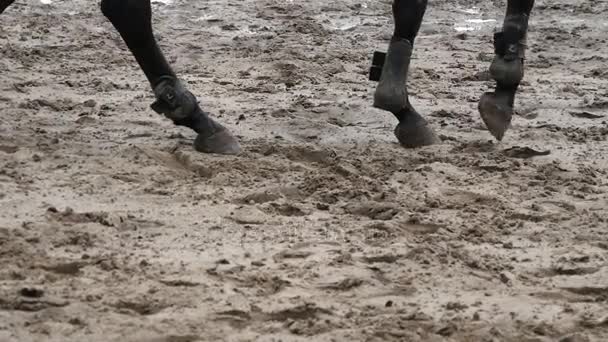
[478,92,513,141]
[394,112,439,148]
[194,127,241,155]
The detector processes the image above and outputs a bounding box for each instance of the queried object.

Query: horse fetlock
[490,55,524,87]
[493,30,526,61]
[373,37,413,114]
[151,76,198,123]
[491,24,526,87]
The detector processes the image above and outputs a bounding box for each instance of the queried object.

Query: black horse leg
[373,0,438,148]
[478,0,535,140]
[100,0,240,154]
[0,0,16,14]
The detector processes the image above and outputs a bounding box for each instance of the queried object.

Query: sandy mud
[1,0,608,341]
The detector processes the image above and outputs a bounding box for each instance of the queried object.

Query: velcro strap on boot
[494,14,528,61]
[151,76,198,122]
[493,31,526,61]
[369,51,386,82]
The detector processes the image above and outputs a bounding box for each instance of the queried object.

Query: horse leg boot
[100,0,240,154]
[479,0,534,140]
[373,0,438,148]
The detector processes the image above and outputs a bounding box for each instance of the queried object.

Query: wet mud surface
[1,0,608,341]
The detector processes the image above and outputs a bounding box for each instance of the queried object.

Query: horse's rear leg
[479,0,534,140]
[373,0,438,148]
[100,0,240,155]
[1,0,16,14]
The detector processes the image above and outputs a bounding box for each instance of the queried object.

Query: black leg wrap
[490,14,528,87]
[150,76,223,136]
[493,32,526,62]
[373,37,413,114]
[151,76,198,125]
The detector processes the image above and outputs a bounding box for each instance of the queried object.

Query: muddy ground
[1,0,608,341]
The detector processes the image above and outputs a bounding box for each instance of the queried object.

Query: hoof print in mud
[345,201,400,220]
[502,146,550,159]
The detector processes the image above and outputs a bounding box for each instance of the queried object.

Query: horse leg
[373,0,438,148]
[0,0,16,14]
[478,0,534,140]
[100,0,240,155]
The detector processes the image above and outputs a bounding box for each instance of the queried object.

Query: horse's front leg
[100,0,240,155]
[479,0,535,140]
[373,0,439,148]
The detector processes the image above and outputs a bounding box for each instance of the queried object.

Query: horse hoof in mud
[478,91,513,141]
[194,127,241,155]
[393,109,439,148]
